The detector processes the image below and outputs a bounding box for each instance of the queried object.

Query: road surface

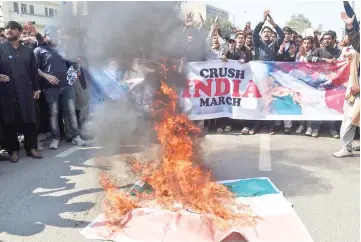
[0,131,359,242]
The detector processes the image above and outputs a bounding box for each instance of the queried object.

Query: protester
[334,12,360,158]
[34,25,86,150]
[276,26,297,134]
[253,10,284,135]
[220,31,253,134]
[277,26,296,62]
[295,36,316,135]
[0,21,43,163]
[307,31,341,138]
[245,30,255,58]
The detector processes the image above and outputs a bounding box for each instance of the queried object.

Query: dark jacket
[0,42,40,123]
[253,22,285,61]
[307,46,342,62]
[276,41,296,62]
[34,44,71,89]
[225,45,253,62]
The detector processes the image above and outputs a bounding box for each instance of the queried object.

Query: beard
[6,35,19,41]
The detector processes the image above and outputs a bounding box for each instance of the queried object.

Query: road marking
[55,145,147,158]
[55,146,79,158]
[258,134,272,171]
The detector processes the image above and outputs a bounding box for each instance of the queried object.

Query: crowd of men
[182,7,360,158]
[0,4,359,163]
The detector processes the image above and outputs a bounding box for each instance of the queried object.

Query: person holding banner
[222,31,254,134]
[334,12,360,158]
[306,31,341,139]
[295,36,316,136]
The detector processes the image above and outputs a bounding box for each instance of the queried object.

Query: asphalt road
[0,131,359,242]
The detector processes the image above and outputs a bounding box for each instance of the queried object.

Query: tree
[204,16,237,38]
[286,14,312,34]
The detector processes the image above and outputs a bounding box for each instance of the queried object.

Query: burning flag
[99,59,260,236]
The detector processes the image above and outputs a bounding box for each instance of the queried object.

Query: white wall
[0,1,61,33]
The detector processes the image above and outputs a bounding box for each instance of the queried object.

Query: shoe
[72,136,86,146]
[305,127,312,136]
[9,151,20,163]
[241,127,249,135]
[353,146,360,151]
[26,149,43,159]
[38,133,48,142]
[330,130,340,139]
[284,128,292,134]
[224,126,232,133]
[333,149,353,158]
[269,129,276,135]
[49,139,60,150]
[311,129,319,138]
[216,128,223,134]
[18,134,24,143]
[295,125,304,134]
[37,142,44,151]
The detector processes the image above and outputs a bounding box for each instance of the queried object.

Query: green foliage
[286,14,312,34]
[204,16,237,38]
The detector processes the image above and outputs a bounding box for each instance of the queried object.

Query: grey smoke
[56,2,199,152]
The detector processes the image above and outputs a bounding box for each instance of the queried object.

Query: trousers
[3,122,37,153]
[340,116,357,150]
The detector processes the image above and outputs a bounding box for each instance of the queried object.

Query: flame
[100,60,259,232]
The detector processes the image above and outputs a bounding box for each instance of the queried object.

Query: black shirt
[0,42,39,123]
[34,44,70,88]
[0,42,39,93]
[225,45,253,62]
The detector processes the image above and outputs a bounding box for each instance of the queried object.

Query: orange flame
[100,62,259,232]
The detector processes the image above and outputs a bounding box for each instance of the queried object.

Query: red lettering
[242,80,262,98]
[214,78,230,96]
[194,79,212,97]
[232,79,241,97]
[182,80,192,98]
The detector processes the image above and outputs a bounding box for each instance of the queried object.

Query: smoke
[56,2,203,152]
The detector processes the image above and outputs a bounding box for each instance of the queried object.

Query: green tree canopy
[286,14,312,34]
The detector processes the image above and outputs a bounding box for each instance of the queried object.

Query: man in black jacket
[307,31,341,139]
[253,10,285,62]
[276,26,296,62]
[34,25,86,150]
[252,10,284,135]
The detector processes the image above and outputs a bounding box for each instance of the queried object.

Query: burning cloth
[80,178,313,242]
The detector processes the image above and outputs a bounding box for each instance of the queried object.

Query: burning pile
[100,61,259,233]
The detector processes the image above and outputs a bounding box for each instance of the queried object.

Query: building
[0,1,61,33]
[179,2,229,23]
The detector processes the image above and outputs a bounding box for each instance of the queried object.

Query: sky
[208,1,355,38]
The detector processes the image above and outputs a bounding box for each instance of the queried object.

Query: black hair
[323,31,336,40]
[303,36,314,44]
[283,26,293,33]
[0,28,4,32]
[262,26,273,33]
[5,21,23,32]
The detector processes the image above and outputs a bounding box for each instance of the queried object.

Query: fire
[100,60,259,232]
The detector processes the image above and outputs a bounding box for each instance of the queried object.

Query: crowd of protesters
[0,3,359,163]
[181,6,360,158]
